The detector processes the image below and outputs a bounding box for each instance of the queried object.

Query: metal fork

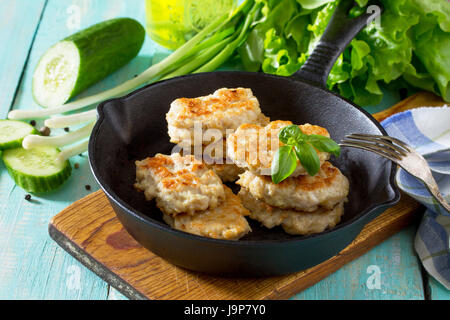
[340,133,450,213]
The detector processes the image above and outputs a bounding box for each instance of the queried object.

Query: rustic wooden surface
[0,0,448,300]
[49,190,423,300]
[372,91,448,122]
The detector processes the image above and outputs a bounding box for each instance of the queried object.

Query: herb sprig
[271,125,341,184]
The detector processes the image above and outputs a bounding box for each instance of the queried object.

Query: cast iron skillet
[89,0,400,276]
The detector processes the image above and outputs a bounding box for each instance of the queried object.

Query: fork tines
[340,134,411,162]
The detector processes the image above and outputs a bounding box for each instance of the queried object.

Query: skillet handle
[292,0,383,88]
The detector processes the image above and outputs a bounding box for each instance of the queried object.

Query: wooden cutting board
[49,91,445,300]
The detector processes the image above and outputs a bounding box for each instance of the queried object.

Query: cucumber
[0,120,38,150]
[32,18,145,107]
[2,147,72,193]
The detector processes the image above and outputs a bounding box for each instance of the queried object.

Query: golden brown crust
[227,121,331,176]
[299,123,329,136]
[209,162,244,182]
[256,162,341,192]
[166,88,270,144]
[175,88,256,119]
[163,186,251,240]
[134,153,225,216]
[138,154,211,189]
[239,188,345,235]
[237,161,349,212]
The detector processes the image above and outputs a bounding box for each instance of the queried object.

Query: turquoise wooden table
[0,0,448,300]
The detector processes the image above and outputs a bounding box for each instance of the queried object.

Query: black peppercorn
[39,126,51,136]
[30,120,36,127]
[64,127,70,132]
[25,194,32,201]
[85,185,91,191]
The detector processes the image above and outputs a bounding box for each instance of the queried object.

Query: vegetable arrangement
[8,1,261,136]
[240,0,450,105]
[1,0,449,193]
[1,0,263,192]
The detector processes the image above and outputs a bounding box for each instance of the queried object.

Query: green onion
[8,1,257,121]
[7,0,261,162]
[57,140,89,163]
[44,110,97,129]
[22,122,95,149]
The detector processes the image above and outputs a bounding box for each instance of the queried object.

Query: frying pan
[89,0,400,276]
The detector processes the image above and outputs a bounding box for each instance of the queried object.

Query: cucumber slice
[33,18,145,107]
[2,147,72,193]
[0,120,38,150]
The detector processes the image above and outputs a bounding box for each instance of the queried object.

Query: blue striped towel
[381,106,450,290]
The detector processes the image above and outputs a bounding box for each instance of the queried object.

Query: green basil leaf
[306,134,341,157]
[295,143,321,176]
[279,125,303,145]
[271,145,297,184]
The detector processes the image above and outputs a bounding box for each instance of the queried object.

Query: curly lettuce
[239,0,450,105]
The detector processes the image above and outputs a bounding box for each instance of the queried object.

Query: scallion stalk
[57,140,90,163]
[44,109,97,129]
[195,2,261,73]
[8,12,231,121]
[8,0,260,163]
[22,122,95,149]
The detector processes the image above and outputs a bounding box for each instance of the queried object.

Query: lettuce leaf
[262,28,303,76]
[238,0,450,105]
[238,0,299,71]
[410,0,450,32]
[295,0,334,10]
[414,23,450,101]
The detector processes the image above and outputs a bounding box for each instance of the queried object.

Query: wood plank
[0,0,47,118]
[0,0,154,299]
[428,277,450,300]
[372,91,446,122]
[0,148,108,299]
[292,227,424,300]
[49,189,423,300]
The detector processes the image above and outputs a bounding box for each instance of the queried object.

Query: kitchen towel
[382,106,450,290]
